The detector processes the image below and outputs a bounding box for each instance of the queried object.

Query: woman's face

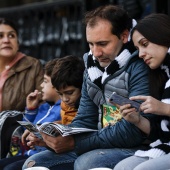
[132,30,168,69]
[0,24,19,58]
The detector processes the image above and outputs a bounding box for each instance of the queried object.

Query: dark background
[0,0,169,61]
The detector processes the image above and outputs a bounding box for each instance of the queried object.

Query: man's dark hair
[51,55,85,90]
[83,5,132,38]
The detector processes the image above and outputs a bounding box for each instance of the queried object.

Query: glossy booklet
[17,119,97,138]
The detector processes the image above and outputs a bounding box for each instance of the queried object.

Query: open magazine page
[17,119,97,138]
[37,123,97,137]
[17,120,43,139]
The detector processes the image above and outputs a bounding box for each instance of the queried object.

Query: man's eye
[99,43,107,46]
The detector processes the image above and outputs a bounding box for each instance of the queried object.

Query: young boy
[0,58,61,170]
[25,55,84,146]
[52,55,85,125]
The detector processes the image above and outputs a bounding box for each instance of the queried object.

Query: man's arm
[71,70,99,129]
[73,58,152,155]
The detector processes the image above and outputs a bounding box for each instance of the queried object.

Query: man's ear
[120,29,129,43]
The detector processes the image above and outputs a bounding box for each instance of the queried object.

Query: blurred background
[0,0,169,61]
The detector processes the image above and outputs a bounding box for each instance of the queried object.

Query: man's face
[86,19,126,68]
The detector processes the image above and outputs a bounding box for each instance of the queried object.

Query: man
[22,5,151,170]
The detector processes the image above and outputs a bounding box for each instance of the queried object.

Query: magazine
[17,119,97,138]
[102,104,122,128]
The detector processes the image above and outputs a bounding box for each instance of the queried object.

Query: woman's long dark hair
[131,13,170,100]
[149,68,168,100]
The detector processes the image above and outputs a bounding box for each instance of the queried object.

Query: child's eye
[66,91,74,95]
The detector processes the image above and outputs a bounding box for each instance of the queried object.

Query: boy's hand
[26,132,47,148]
[41,132,75,153]
[21,129,30,145]
[26,90,42,109]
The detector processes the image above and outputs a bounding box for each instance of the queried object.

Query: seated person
[114,13,170,170]
[23,55,85,170]
[0,58,61,170]
[0,18,43,112]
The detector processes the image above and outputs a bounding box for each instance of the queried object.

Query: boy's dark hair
[51,55,85,90]
[44,58,59,77]
[83,5,132,38]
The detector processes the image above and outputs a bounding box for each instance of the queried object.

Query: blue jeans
[22,150,77,170]
[22,147,145,170]
[114,154,170,170]
[74,148,140,170]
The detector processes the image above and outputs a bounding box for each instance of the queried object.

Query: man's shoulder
[127,52,146,67]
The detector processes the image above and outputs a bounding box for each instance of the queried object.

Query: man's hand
[41,132,75,153]
[120,103,150,135]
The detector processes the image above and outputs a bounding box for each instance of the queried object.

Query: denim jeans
[74,148,140,170]
[22,150,77,170]
[114,154,170,170]
[22,146,146,170]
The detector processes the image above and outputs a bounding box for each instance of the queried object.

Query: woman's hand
[130,95,170,116]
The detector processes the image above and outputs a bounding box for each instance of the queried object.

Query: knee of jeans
[26,160,36,168]
[74,159,79,170]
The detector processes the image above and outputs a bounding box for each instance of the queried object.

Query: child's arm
[26,89,42,110]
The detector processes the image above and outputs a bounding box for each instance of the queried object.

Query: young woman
[114,13,170,170]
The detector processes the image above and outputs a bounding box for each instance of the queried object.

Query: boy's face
[41,74,59,103]
[56,86,81,108]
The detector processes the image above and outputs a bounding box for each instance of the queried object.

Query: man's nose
[92,45,103,57]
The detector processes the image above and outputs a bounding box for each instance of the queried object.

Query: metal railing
[0,0,86,61]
